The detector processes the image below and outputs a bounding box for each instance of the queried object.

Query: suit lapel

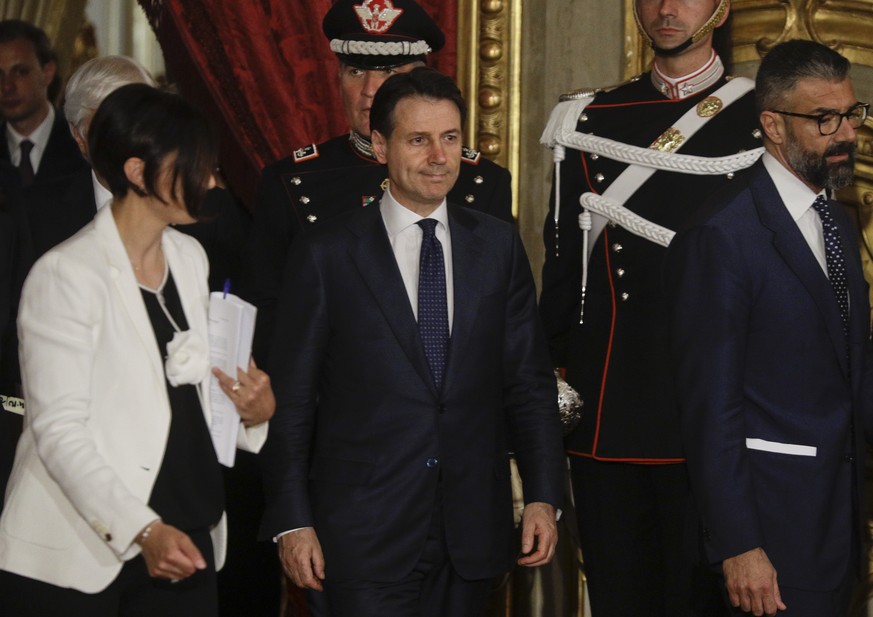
[751,164,850,376]
[35,112,85,183]
[0,128,10,164]
[348,204,436,394]
[832,200,869,388]
[442,205,485,393]
[93,206,165,383]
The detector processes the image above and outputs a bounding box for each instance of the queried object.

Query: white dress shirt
[380,187,454,332]
[762,152,828,275]
[6,105,54,174]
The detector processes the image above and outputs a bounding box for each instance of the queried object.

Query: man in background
[0,19,87,257]
[539,0,761,614]
[62,55,250,292]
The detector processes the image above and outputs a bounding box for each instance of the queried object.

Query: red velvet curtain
[138,0,457,210]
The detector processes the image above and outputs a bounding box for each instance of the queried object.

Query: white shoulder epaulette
[558,74,642,102]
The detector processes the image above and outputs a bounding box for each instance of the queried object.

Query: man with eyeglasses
[666,39,870,617]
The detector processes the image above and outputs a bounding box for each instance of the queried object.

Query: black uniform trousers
[571,456,725,617]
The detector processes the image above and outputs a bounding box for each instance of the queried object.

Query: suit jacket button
[426,458,439,468]
[702,527,712,541]
[845,454,855,463]
[438,404,446,414]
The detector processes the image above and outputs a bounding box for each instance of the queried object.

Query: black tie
[417,218,449,390]
[811,195,849,339]
[18,139,34,187]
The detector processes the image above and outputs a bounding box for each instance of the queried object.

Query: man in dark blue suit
[667,40,871,616]
[260,67,563,617]
[0,20,88,258]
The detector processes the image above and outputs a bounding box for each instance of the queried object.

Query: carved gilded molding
[731,0,873,66]
[622,0,873,78]
[457,0,522,217]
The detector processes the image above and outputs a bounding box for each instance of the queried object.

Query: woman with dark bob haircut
[0,83,274,616]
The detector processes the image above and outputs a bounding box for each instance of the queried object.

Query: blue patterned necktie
[811,195,849,339]
[417,218,449,390]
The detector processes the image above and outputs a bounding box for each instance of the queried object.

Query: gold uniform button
[291,176,302,185]
[590,153,599,161]
[579,112,589,122]
[306,214,317,223]
[621,292,630,302]
[299,196,310,205]
[594,173,605,183]
[616,268,625,278]
[465,195,475,203]
[612,243,623,253]
[474,176,484,184]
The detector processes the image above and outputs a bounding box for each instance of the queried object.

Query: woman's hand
[213,358,275,426]
[136,521,207,581]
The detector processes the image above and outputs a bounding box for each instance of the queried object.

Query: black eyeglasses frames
[770,102,869,136]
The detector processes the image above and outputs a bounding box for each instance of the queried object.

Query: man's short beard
[784,128,856,191]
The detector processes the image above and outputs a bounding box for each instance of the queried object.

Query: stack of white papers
[208,292,257,467]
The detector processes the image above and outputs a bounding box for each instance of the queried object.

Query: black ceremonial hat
[323,0,446,70]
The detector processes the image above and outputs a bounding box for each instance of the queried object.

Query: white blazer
[0,205,267,593]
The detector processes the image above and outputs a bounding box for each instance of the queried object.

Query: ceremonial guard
[248,0,512,359]
[539,1,763,614]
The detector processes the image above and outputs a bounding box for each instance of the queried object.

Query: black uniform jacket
[540,74,761,461]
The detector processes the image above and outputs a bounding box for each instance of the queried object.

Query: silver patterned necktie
[811,195,849,340]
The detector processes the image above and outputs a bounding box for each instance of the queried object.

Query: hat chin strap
[634,0,729,57]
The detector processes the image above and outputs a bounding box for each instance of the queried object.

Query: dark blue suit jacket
[260,202,563,583]
[0,111,89,260]
[666,160,871,590]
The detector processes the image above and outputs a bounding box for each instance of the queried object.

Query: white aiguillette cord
[542,77,761,324]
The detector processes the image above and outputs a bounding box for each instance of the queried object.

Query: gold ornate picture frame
[456,0,523,218]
